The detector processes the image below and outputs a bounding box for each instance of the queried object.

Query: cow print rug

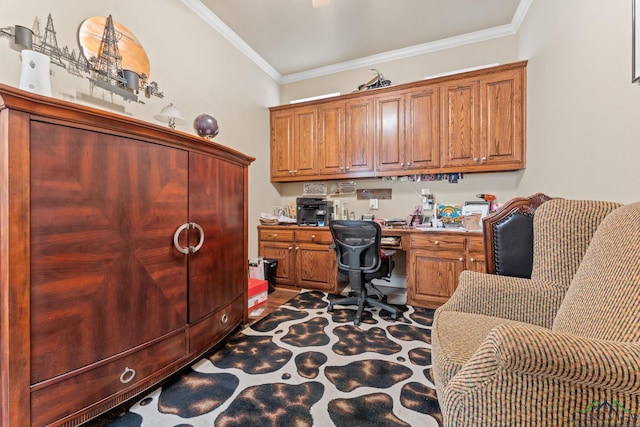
[97,290,442,426]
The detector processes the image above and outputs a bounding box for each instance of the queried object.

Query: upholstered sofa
[432,198,640,426]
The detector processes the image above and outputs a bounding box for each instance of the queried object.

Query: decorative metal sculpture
[357,69,391,91]
[1,13,164,102]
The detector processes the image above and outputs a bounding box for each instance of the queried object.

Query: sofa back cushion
[553,202,640,341]
[531,199,622,288]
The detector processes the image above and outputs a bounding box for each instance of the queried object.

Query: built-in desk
[258,225,484,308]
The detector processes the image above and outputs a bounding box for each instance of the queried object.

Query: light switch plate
[369,199,379,209]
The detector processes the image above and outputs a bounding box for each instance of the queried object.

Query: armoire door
[30,122,189,384]
[188,153,246,323]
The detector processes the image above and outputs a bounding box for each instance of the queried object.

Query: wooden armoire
[0,84,254,426]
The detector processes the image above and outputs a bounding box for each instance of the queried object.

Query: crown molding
[181,0,283,82]
[184,0,533,85]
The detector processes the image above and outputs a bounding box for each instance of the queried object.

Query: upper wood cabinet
[270,106,318,179]
[442,67,525,171]
[376,86,441,173]
[270,61,527,182]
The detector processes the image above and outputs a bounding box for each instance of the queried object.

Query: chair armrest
[439,271,566,327]
[451,324,640,394]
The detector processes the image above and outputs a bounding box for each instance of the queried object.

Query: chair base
[328,286,399,326]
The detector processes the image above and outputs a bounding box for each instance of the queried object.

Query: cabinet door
[295,243,336,291]
[405,86,440,171]
[481,68,524,168]
[467,235,486,273]
[318,101,346,176]
[345,97,375,174]
[293,106,319,177]
[188,153,245,323]
[441,79,481,169]
[259,241,296,286]
[30,123,188,384]
[408,249,465,307]
[270,110,294,179]
[375,93,406,172]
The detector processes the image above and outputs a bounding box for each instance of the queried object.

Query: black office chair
[328,220,399,325]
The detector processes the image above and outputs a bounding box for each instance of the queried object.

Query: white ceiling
[182,0,531,83]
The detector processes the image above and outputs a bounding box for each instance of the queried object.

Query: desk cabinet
[258,227,337,292]
[0,84,253,426]
[407,233,484,308]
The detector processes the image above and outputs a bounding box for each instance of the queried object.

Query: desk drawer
[410,234,465,251]
[468,236,485,253]
[295,229,333,244]
[259,229,295,242]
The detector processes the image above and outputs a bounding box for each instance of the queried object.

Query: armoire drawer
[189,296,244,354]
[30,330,188,427]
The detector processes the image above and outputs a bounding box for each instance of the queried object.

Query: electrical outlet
[369,199,379,210]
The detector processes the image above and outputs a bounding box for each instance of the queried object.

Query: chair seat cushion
[432,310,545,390]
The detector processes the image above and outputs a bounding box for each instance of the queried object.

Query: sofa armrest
[451,324,640,394]
[439,270,566,327]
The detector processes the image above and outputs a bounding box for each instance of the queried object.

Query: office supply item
[296,197,333,226]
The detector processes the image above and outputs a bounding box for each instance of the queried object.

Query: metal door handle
[190,222,205,253]
[173,223,190,254]
[173,222,205,254]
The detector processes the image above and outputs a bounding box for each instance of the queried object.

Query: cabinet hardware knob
[481,156,486,161]
[473,157,478,162]
[221,313,229,324]
[293,169,298,174]
[119,367,136,384]
[400,162,404,166]
[406,162,411,167]
[288,246,293,250]
[189,222,205,253]
[311,234,315,240]
[459,257,464,262]
[173,223,190,254]
[295,247,300,250]
[470,257,476,262]
[345,166,350,170]
[273,234,277,238]
[434,241,440,245]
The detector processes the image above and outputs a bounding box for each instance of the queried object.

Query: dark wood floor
[248,287,299,324]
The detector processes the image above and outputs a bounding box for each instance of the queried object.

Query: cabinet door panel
[406,87,440,170]
[345,97,375,173]
[188,153,245,323]
[296,243,335,291]
[30,123,188,383]
[318,102,345,176]
[442,80,480,168]
[410,250,464,306]
[294,107,318,176]
[270,111,294,178]
[259,242,295,286]
[482,70,524,166]
[376,94,405,172]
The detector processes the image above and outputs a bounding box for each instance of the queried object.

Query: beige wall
[3,0,639,258]
[516,0,640,203]
[0,0,282,258]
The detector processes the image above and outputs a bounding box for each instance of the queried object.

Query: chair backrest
[531,199,622,289]
[483,193,553,278]
[329,220,382,273]
[553,202,640,342]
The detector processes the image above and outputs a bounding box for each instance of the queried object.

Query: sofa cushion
[432,310,546,390]
[553,202,640,342]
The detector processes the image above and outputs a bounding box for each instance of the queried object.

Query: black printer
[296,197,334,226]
